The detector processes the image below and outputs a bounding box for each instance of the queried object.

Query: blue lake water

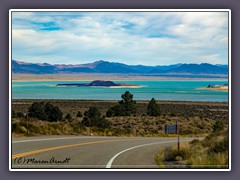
[12,80,228,102]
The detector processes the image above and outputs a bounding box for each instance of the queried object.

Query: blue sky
[12,11,229,65]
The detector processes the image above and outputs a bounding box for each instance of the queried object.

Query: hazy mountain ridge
[12,60,228,76]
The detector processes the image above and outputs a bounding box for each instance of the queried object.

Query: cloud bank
[12,11,229,65]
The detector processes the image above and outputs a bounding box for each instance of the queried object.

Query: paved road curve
[11,136,198,169]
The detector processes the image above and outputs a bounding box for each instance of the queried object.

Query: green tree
[44,102,54,116]
[82,106,101,127]
[212,120,224,132]
[106,104,125,117]
[44,102,62,122]
[107,91,136,117]
[82,106,110,128]
[28,102,62,122]
[119,91,136,115]
[84,106,101,120]
[47,105,62,122]
[147,98,161,116]
[28,102,47,120]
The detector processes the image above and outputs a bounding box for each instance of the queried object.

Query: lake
[12,80,228,102]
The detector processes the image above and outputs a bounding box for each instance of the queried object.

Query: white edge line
[12,136,130,143]
[9,9,12,172]
[106,140,190,168]
[12,136,90,143]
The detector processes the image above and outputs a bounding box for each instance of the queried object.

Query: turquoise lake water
[12,80,228,102]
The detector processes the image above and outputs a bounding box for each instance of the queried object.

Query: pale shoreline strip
[197,87,228,92]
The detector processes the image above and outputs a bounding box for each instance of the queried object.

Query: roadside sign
[165,120,179,134]
[164,121,180,151]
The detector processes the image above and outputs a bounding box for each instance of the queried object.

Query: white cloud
[11,11,229,65]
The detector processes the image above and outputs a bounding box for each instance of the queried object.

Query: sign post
[165,120,180,151]
[27,114,29,136]
[176,120,180,152]
[178,136,180,152]
[24,113,29,137]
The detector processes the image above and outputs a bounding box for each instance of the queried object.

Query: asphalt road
[11,136,198,169]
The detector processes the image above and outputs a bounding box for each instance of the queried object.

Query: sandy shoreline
[12,73,228,82]
[197,87,228,92]
[12,99,228,106]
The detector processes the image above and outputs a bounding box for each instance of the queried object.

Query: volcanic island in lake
[56,80,140,88]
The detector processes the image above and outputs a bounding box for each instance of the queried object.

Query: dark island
[56,80,139,87]
[207,84,228,88]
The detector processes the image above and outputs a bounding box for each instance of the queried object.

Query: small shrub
[189,139,200,145]
[165,149,189,161]
[175,156,183,161]
[65,113,72,120]
[76,111,82,117]
[209,136,228,153]
[106,107,114,117]
[17,112,25,118]
[12,122,27,133]
[212,120,224,133]
[180,129,193,135]
[170,113,176,117]
[12,110,16,118]
[106,104,125,117]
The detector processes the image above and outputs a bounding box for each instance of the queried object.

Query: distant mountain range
[12,60,228,77]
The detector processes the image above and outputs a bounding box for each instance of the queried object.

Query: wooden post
[89,118,92,135]
[177,120,180,151]
[178,136,180,152]
[26,114,29,136]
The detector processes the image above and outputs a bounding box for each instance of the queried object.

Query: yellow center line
[12,138,139,159]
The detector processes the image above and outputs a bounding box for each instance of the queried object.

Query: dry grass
[11,99,228,137]
[155,130,229,169]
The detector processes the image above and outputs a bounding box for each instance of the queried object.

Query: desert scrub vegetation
[12,119,87,136]
[11,93,228,137]
[155,124,229,168]
[12,99,228,122]
[12,108,224,137]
